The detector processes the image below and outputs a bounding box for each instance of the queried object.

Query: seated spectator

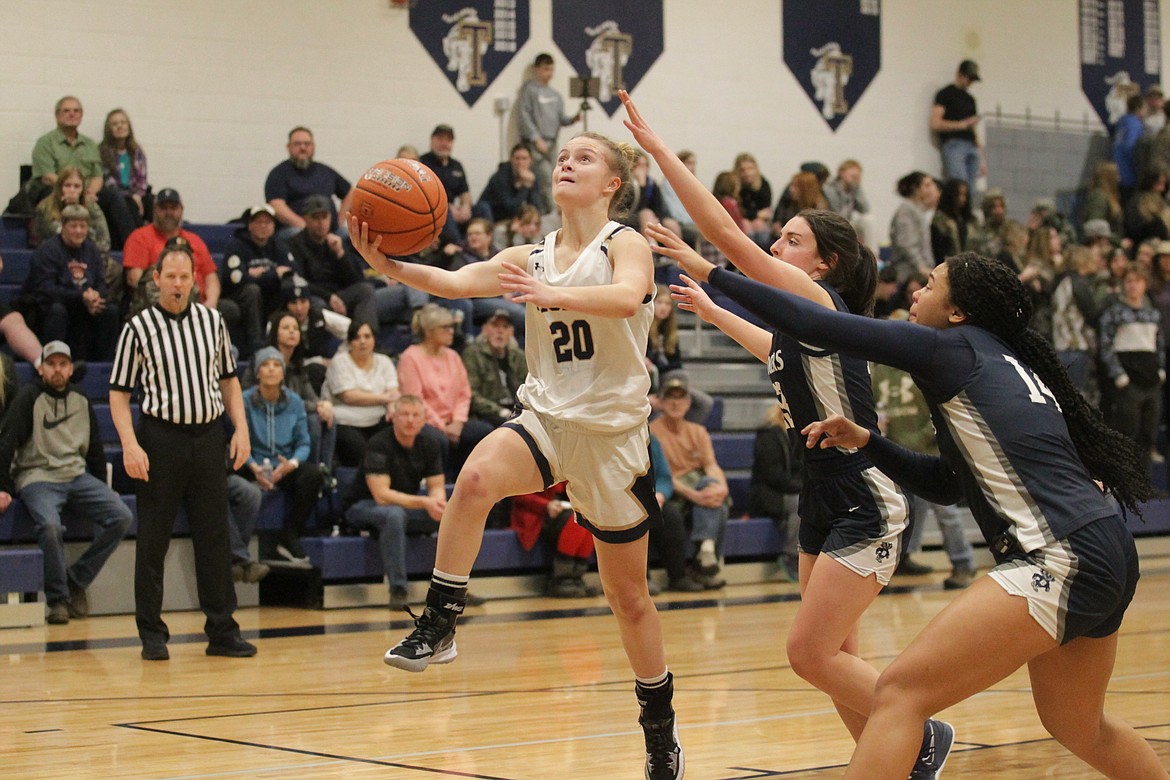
[30,165,111,252]
[459,218,525,329]
[344,395,446,610]
[477,143,540,224]
[996,219,1029,273]
[419,124,487,235]
[221,204,296,355]
[0,351,18,415]
[1052,246,1102,402]
[748,405,803,583]
[1019,224,1062,340]
[503,203,543,247]
[1081,161,1124,241]
[658,150,700,246]
[397,304,493,478]
[822,159,874,247]
[511,482,600,598]
[0,254,43,364]
[265,126,353,237]
[888,171,939,281]
[462,308,526,427]
[324,321,398,467]
[872,265,903,319]
[628,150,683,241]
[240,347,325,566]
[931,178,975,262]
[647,432,704,593]
[375,274,428,335]
[396,144,419,160]
[0,341,133,624]
[1099,264,1165,469]
[285,282,346,391]
[1123,167,1170,246]
[98,108,150,230]
[701,172,747,269]
[22,204,119,360]
[733,152,774,249]
[649,375,730,588]
[225,472,270,584]
[122,189,225,318]
[968,189,1008,258]
[646,284,714,423]
[28,96,136,249]
[772,170,829,233]
[244,310,337,467]
[289,194,377,329]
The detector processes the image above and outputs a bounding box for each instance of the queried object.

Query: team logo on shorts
[1030,568,1055,593]
[875,541,892,562]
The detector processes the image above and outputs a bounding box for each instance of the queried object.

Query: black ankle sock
[636,671,674,720]
[426,577,468,616]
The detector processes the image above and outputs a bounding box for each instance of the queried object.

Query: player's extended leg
[789,551,883,741]
[595,534,684,780]
[384,426,545,673]
[1029,634,1169,778]
[843,575,1055,779]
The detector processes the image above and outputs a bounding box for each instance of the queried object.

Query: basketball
[350,159,448,256]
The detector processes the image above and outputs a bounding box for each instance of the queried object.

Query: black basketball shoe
[641,710,684,779]
[383,606,457,672]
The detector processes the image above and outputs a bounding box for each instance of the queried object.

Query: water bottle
[261,458,273,482]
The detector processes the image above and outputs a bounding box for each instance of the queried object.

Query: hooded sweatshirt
[242,385,311,468]
[0,378,104,494]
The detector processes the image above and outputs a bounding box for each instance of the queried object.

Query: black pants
[239,461,324,536]
[134,416,239,646]
[647,501,690,582]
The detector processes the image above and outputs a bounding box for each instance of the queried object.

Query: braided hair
[944,252,1150,513]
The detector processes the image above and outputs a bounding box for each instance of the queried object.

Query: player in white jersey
[350,132,684,780]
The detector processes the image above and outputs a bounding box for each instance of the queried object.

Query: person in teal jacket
[241,347,323,566]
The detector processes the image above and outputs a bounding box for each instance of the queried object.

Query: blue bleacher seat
[0,248,32,283]
[711,431,754,470]
[186,223,239,255]
[0,219,29,251]
[0,284,20,305]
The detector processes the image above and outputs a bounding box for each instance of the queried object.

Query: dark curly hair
[945,252,1151,513]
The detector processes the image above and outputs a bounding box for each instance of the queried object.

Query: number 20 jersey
[517,221,653,433]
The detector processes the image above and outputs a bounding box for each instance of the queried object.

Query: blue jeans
[907,493,976,570]
[375,283,429,326]
[21,474,133,605]
[680,474,729,556]
[226,473,262,564]
[345,500,438,590]
[941,138,981,195]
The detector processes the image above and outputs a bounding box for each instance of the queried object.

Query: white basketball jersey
[517,221,653,433]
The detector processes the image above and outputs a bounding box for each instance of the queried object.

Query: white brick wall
[2,0,1168,238]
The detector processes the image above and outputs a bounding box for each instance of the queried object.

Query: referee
[110,237,256,661]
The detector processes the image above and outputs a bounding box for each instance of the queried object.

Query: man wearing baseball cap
[930,59,985,197]
[220,204,296,356]
[420,123,481,233]
[462,308,527,427]
[0,341,133,624]
[121,187,222,313]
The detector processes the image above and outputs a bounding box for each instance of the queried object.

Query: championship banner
[411,0,530,107]
[1080,0,1161,127]
[551,0,664,117]
[783,0,881,132]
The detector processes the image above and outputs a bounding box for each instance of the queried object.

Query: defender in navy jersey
[668,250,1162,780]
[621,92,955,777]
[351,132,683,779]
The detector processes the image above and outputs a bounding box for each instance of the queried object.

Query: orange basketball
[350,159,448,256]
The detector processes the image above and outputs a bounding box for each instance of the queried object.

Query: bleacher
[5,217,1168,621]
[0,217,791,621]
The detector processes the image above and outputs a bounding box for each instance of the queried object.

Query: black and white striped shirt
[110,303,237,425]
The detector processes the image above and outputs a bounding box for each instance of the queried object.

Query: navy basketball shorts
[797,464,910,585]
[988,515,1139,644]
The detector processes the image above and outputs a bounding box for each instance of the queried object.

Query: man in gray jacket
[517,53,579,213]
[0,342,132,624]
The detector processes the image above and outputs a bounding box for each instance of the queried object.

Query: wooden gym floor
[2,553,1168,778]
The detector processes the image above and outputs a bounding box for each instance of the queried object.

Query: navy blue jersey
[710,268,1118,552]
[766,281,878,475]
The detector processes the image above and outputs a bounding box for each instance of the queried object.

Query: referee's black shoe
[206,636,257,657]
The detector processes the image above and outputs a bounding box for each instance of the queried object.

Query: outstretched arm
[803,415,964,505]
[696,266,942,377]
[621,90,831,308]
[349,215,513,299]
